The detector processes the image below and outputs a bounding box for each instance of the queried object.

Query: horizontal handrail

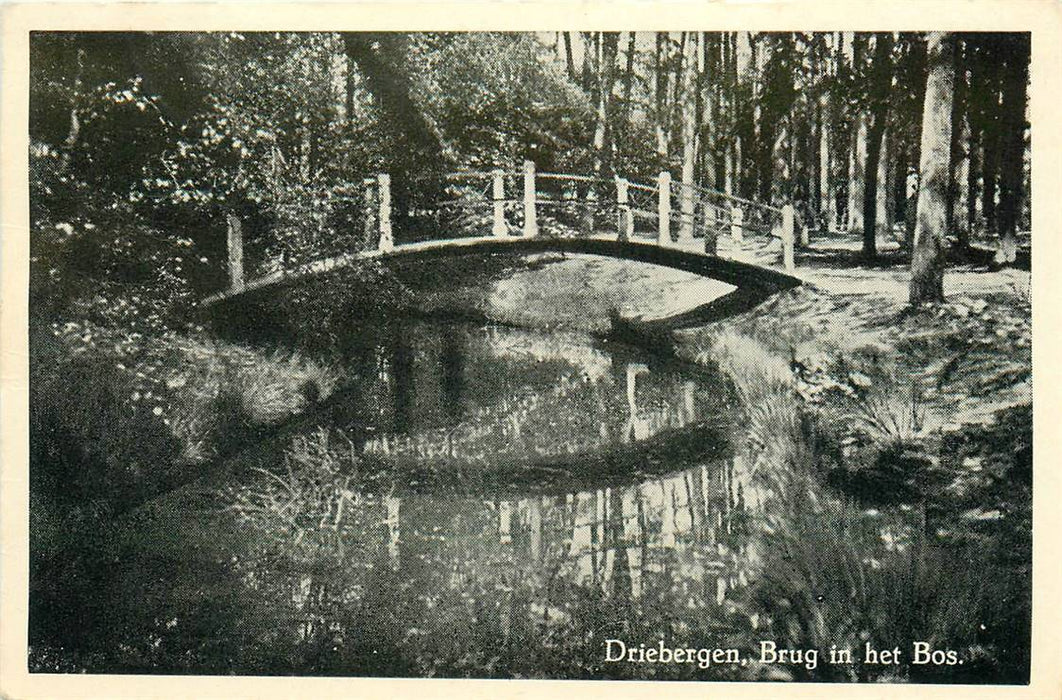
[538,172,614,185]
[674,181,785,215]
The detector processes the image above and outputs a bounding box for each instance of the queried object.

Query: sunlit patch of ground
[677,234,1031,431]
[487,253,736,332]
[395,252,736,333]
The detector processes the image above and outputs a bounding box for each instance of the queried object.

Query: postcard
[2,2,1059,698]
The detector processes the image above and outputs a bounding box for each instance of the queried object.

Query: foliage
[413,33,593,171]
[30,318,344,549]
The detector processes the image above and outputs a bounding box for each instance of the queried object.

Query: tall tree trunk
[562,32,577,80]
[344,48,358,129]
[680,32,699,240]
[894,147,908,236]
[996,34,1029,264]
[701,32,720,189]
[977,40,1004,235]
[581,32,596,92]
[955,112,972,249]
[910,32,955,306]
[862,33,894,259]
[342,33,449,218]
[878,130,893,234]
[655,32,670,164]
[819,93,831,229]
[560,32,577,80]
[622,31,637,120]
[947,38,968,248]
[966,122,981,238]
[903,35,929,252]
[592,32,620,177]
[849,114,868,233]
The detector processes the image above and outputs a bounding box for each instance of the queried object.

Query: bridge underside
[202,235,802,331]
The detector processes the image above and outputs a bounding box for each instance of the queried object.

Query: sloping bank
[666,270,1031,683]
[374,249,1030,682]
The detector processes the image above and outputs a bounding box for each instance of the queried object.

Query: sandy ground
[674,231,1032,430]
[487,253,736,331]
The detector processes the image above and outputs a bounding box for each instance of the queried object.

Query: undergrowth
[701,325,1031,683]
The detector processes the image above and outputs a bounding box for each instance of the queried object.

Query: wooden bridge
[202,162,803,311]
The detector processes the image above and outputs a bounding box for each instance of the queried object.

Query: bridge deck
[202,233,801,309]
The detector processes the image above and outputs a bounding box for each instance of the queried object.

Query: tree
[861,33,895,259]
[561,32,577,81]
[910,32,955,306]
[679,32,699,240]
[591,32,621,178]
[996,33,1030,264]
[654,32,672,164]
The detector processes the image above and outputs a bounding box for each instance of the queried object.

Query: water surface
[31,317,772,679]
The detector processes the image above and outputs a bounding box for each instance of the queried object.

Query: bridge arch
[202,166,803,329]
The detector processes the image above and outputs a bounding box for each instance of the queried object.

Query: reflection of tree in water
[221,426,769,677]
[360,323,729,466]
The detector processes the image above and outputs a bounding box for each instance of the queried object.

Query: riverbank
[391,243,1032,681]
[29,246,1032,681]
[668,254,1031,682]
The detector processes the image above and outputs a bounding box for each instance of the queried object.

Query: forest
[27,31,1033,682]
[31,31,1030,321]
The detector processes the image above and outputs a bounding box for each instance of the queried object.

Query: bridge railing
[669,180,795,270]
[216,162,799,297]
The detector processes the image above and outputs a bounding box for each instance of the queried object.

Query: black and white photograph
[2,6,1055,695]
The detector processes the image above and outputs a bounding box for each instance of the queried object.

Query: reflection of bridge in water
[202,163,802,327]
[204,166,802,647]
[351,323,728,468]
[283,449,763,638]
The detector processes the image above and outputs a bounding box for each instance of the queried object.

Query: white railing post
[782,203,796,271]
[362,176,377,249]
[657,171,671,245]
[492,168,507,237]
[616,178,633,242]
[226,212,244,291]
[377,173,393,252]
[730,206,744,245]
[523,160,538,238]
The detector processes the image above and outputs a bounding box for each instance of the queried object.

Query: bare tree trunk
[947,38,968,249]
[819,95,831,229]
[562,32,577,80]
[581,32,596,92]
[680,32,699,240]
[655,32,670,164]
[903,34,929,252]
[622,31,637,118]
[849,113,867,233]
[996,34,1029,265]
[955,113,972,249]
[878,130,892,234]
[910,32,955,306]
[966,122,980,238]
[592,32,620,177]
[700,32,719,189]
[862,33,894,259]
[978,43,1003,234]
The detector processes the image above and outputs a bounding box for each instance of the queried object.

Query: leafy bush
[30,320,345,542]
